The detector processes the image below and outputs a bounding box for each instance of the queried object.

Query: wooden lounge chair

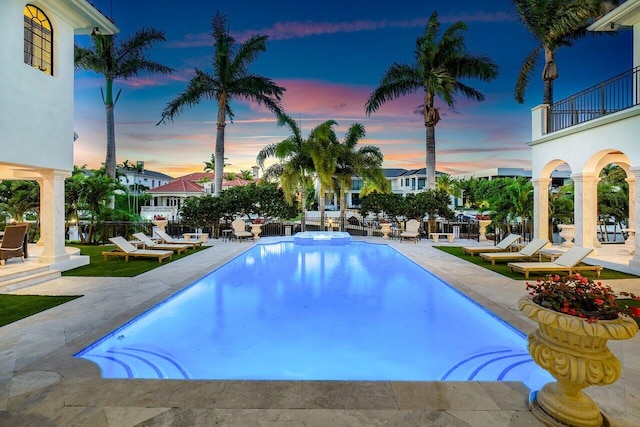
[232,218,253,242]
[102,236,173,263]
[0,224,28,265]
[132,232,190,254]
[462,234,522,256]
[508,246,602,279]
[153,230,203,249]
[400,219,421,243]
[480,238,549,265]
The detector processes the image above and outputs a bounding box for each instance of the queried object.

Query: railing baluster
[549,66,639,133]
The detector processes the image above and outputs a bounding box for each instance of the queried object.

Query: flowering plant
[526,273,640,323]
[252,218,264,225]
[153,215,166,221]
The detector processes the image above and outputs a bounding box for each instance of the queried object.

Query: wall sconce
[91,27,101,36]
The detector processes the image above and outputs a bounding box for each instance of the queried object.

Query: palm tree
[334,123,387,231]
[365,11,498,191]
[158,12,286,196]
[256,114,315,231]
[74,29,174,186]
[308,120,340,229]
[512,0,617,105]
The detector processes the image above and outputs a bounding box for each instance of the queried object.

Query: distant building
[116,164,173,195]
[142,172,253,220]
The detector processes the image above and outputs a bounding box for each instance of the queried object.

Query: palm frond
[157,69,217,124]
[514,46,542,104]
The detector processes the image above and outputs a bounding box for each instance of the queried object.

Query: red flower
[630,307,640,317]
[595,298,604,306]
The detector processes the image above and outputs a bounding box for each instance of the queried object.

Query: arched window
[24,5,53,75]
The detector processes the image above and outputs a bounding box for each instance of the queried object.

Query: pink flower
[595,298,604,306]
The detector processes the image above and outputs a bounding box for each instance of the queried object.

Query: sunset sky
[73,0,632,178]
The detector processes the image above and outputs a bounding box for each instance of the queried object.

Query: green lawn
[0,294,81,327]
[62,244,211,277]
[434,246,638,280]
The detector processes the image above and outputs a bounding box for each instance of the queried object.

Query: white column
[38,169,71,264]
[572,173,600,251]
[533,178,551,241]
[629,167,640,267]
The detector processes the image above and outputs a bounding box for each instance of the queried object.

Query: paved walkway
[0,237,638,426]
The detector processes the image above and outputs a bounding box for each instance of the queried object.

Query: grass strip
[434,246,638,280]
[0,294,81,327]
[62,244,211,277]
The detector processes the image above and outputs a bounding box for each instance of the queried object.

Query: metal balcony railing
[548,66,640,133]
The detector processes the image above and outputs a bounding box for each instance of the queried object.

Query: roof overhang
[37,0,119,35]
[588,0,640,31]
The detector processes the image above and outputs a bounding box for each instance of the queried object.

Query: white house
[0,1,117,264]
[529,0,640,266]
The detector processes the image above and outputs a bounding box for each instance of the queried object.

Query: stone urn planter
[478,219,491,241]
[380,223,391,239]
[250,223,262,240]
[518,297,638,427]
[152,219,168,232]
[558,223,575,247]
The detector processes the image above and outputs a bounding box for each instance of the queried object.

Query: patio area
[0,237,638,426]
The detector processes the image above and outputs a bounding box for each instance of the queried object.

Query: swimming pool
[76,237,552,390]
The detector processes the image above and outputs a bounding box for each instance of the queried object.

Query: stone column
[38,169,71,264]
[629,167,640,267]
[532,178,551,241]
[572,173,600,251]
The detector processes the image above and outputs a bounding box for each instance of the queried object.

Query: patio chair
[479,238,549,265]
[153,230,203,249]
[400,219,421,243]
[462,234,522,257]
[132,232,190,254]
[0,224,29,265]
[508,246,602,279]
[102,236,173,263]
[232,218,253,242]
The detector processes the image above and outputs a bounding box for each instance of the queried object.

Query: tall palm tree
[308,121,340,229]
[513,0,617,105]
[74,29,174,186]
[256,114,315,231]
[158,12,286,196]
[334,123,387,231]
[365,11,498,191]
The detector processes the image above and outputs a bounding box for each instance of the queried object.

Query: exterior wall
[0,1,76,172]
[530,107,640,176]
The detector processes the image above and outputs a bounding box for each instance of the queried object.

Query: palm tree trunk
[300,177,307,232]
[105,77,116,209]
[426,124,436,190]
[339,185,346,232]
[214,98,227,196]
[319,185,326,229]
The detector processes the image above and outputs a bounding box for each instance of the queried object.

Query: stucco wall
[0,0,75,172]
[530,107,640,176]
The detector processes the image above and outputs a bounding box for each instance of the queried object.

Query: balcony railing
[548,66,640,133]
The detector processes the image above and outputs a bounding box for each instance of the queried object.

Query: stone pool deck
[1,237,639,426]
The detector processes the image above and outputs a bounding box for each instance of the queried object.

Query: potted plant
[152,214,168,232]
[250,218,264,239]
[519,274,640,427]
[476,214,492,241]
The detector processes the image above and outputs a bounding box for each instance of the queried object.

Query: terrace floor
[0,237,638,426]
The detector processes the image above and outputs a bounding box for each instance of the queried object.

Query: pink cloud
[169,12,516,47]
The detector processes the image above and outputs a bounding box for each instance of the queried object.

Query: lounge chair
[0,224,28,265]
[462,234,521,257]
[102,236,173,263]
[508,246,602,278]
[480,238,549,265]
[132,232,190,254]
[400,219,421,243]
[153,230,203,249]
[232,218,253,242]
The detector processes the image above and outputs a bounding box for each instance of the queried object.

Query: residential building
[142,172,253,220]
[116,164,173,194]
[0,0,117,265]
[529,0,640,266]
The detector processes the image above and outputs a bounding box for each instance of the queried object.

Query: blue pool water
[76,238,552,390]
